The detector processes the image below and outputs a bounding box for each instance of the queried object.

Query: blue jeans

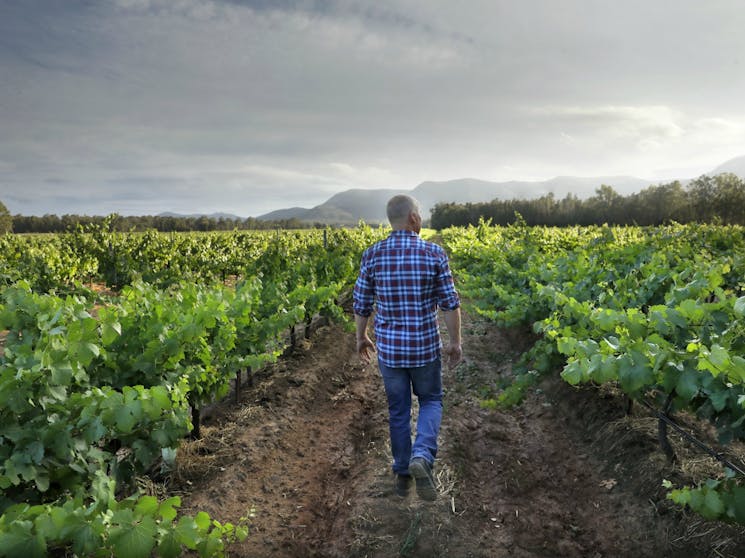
[378,358,443,475]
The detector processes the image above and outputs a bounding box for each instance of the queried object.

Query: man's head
[386,194,422,233]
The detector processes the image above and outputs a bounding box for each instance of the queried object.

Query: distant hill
[158,211,244,220]
[711,155,745,177]
[255,207,308,221]
[257,175,651,225]
[254,154,745,226]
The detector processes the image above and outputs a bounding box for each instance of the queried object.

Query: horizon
[8,168,738,220]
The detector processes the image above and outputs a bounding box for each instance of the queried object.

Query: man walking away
[353,194,462,501]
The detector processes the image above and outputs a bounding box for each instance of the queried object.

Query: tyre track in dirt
[177,311,745,557]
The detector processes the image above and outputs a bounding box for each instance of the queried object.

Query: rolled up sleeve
[435,254,460,311]
[353,252,375,317]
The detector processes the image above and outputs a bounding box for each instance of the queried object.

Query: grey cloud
[2,1,745,217]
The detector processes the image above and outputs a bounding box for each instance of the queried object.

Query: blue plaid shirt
[353,230,460,368]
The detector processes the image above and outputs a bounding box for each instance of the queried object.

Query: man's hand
[444,342,463,370]
[355,313,376,365]
[443,308,462,370]
[357,335,376,365]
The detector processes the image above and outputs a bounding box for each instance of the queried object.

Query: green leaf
[47,384,67,401]
[602,336,620,352]
[49,362,73,386]
[734,296,745,318]
[114,405,137,434]
[730,356,745,384]
[678,299,704,322]
[132,440,158,468]
[194,511,211,531]
[560,360,583,385]
[83,417,107,444]
[709,389,729,412]
[150,386,171,411]
[72,523,101,556]
[34,473,50,492]
[157,532,182,558]
[85,343,101,358]
[198,531,224,556]
[134,495,159,517]
[701,489,725,520]
[676,369,700,402]
[27,441,44,465]
[556,336,577,355]
[102,321,122,346]
[730,487,745,522]
[709,344,731,370]
[109,515,157,558]
[617,354,654,394]
[0,529,44,558]
[595,357,618,384]
[159,497,181,522]
[175,516,200,550]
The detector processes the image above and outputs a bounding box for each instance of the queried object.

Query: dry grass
[597,410,745,482]
[597,409,745,558]
[134,475,170,500]
[174,404,263,483]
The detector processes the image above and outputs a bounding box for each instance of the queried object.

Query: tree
[0,199,12,234]
[711,173,745,224]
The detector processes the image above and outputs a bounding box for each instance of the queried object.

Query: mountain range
[154,155,745,224]
[257,156,745,225]
[257,155,745,225]
[156,156,745,225]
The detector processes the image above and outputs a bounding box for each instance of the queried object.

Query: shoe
[394,473,412,497]
[408,457,437,501]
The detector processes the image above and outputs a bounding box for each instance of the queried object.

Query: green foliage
[0,472,249,557]
[0,225,383,294]
[664,473,745,524]
[445,222,745,525]
[0,224,388,555]
[432,173,745,228]
[0,201,10,235]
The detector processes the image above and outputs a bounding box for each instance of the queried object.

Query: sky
[1,0,745,217]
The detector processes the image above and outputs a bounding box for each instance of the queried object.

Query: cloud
[533,105,685,145]
[3,1,745,216]
[111,0,222,19]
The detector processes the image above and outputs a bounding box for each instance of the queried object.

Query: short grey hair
[386,194,420,226]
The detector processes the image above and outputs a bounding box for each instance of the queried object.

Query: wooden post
[191,406,201,439]
[658,394,676,462]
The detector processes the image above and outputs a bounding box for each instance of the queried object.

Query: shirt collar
[389,229,419,238]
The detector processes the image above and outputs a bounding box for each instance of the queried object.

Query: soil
[174,310,745,558]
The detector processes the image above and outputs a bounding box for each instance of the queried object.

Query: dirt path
[176,310,745,557]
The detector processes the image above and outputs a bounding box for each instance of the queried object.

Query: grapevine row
[0,222,384,293]
[0,225,387,556]
[443,219,745,525]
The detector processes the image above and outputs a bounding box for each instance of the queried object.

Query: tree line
[4,172,745,234]
[430,173,745,228]
[1,209,323,234]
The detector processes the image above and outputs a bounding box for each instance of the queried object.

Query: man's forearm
[355,313,370,340]
[443,308,461,345]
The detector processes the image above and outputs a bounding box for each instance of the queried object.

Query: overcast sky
[1,0,744,217]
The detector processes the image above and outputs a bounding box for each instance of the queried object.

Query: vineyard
[1,222,745,556]
[442,219,745,525]
[0,225,387,556]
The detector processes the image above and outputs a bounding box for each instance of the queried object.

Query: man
[353,194,462,501]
